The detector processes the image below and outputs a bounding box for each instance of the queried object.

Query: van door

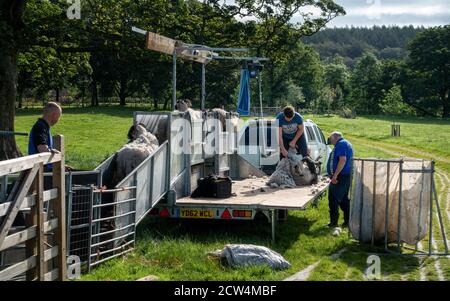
[238,120,280,172]
[238,121,260,168]
[313,124,329,171]
[304,124,320,161]
[258,120,279,167]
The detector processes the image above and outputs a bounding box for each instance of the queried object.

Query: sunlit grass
[13,106,449,281]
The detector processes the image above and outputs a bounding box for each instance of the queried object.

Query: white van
[237,119,332,175]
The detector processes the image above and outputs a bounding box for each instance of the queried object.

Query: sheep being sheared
[115,125,159,181]
[268,149,320,188]
[290,153,320,186]
[267,157,297,188]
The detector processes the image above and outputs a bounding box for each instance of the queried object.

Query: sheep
[175,100,239,132]
[289,153,320,186]
[267,158,297,188]
[115,125,159,182]
[175,99,202,121]
[210,108,239,132]
[268,149,320,188]
[175,99,192,112]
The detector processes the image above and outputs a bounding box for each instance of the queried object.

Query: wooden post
[25,174,38,281]
[52,135,66,280]
[36,163,45,280]
[24,163,44,281]
[391,124,401,137]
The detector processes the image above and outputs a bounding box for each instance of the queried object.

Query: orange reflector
[221,209,231,219]
[160,208,170,218]
[232,210,252,218]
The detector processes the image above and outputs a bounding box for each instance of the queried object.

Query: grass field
[14,106,450,281]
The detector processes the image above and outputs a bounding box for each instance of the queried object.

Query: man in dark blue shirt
[326,132,353,228]
[28,102,62,171]
[276,106,308,158]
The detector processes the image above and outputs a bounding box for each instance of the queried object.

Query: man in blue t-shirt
[326,132,353,228]
[28,102,63,171]
[276,106,308,158]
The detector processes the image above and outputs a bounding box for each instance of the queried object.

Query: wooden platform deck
[176,176,329,210]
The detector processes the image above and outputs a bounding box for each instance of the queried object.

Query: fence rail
[0,135,66,281]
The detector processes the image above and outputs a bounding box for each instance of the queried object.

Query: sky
[223,0,450,28]
[325,0,450,27]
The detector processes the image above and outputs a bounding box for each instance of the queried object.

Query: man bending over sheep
[276,106,317,175]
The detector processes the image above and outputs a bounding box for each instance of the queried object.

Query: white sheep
[174,99,202,121]
[268,149,319,188]
[210,108,239,132]
[115,125,159,181]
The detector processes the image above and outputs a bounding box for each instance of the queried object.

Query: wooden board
[145,31,212,63]
[176,177,329,210]
[0,153,62,177]
[146,32,177,55]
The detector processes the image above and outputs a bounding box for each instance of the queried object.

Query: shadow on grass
[135,211,355,261]
[136,214,318,251]
[335,243,422,279]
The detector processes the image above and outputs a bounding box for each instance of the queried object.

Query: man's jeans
[328,173,351,226]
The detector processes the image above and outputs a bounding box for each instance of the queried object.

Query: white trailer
[92,111,329,249]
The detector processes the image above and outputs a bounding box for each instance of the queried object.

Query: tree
[0,0,26,159]
[407,25,450,118]
[1,0,86,160]
[348,52,383,114]
[379,85,412,115]
[323,55,349,109]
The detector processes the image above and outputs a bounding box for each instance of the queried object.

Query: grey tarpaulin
[210,244,291,270]
[350,158,432,245]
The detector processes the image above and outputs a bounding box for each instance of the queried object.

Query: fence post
[36,163,45,280]
[25,167,40,281]
[52,135,66,280]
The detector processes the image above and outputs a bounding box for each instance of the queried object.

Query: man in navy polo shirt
[326,132,353,228]
[28,102,62,171]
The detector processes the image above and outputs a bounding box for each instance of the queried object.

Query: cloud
[329,0,450,27]
[227,0,450,27]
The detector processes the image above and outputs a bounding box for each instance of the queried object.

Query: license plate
[180,209,215,219]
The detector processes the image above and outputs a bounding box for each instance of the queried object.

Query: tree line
[301,25,450,118]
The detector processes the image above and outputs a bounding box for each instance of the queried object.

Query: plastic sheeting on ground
[349,158,432,245]
[210,244,291,270]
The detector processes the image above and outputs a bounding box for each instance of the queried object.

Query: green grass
[15,106,143,170]
[13,106,450,281]
[306,114,450,161]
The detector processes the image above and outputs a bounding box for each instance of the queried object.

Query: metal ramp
[90,141,170,270]
[72,110,236,271]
